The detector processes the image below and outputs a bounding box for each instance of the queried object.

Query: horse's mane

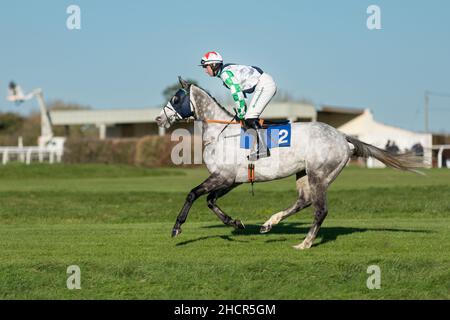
[191,84,233,117]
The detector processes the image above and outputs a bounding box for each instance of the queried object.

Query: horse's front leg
[206,183,245,229]
[172,173,228,237]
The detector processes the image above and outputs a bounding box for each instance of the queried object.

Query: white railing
[433,145,450,168]
[0,147,63,165]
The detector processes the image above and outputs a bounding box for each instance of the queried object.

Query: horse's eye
[172,96,179,104]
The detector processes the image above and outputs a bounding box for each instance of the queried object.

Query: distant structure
[49,103,438,167]
[327,107,432,168]
[2,82,65,165]
[49,102,317,139]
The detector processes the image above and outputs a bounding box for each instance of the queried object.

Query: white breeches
[245,73,277,119]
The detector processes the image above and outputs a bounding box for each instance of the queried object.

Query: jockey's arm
[220,70,247,120]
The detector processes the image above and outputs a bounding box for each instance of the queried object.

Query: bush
[63,136,179,167]
[135,135,174,166]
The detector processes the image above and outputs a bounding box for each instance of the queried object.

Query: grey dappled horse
[156,77,423,249]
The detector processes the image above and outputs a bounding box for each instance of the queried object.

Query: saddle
[240,120,292,155]
[242,119,292,194]
[259,119,290,129]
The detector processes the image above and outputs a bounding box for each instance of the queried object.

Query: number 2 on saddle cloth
[240,123,291,150]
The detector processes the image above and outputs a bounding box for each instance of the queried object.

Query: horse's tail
[345,135,426,174]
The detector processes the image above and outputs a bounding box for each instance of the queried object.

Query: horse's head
[155,77,194,128]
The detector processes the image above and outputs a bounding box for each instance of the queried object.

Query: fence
[0,147,63,165]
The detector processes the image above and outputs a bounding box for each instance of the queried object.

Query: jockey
[199,51,277,160]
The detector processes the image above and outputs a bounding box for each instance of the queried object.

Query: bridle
[162,87,241,131]
[162,91,197,127]
[162,102,183,127]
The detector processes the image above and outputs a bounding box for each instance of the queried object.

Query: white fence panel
[0,147,63,165]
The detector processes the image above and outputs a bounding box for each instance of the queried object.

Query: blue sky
[0,0,449,132]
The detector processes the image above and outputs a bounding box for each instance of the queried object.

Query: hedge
[63,135,202,167]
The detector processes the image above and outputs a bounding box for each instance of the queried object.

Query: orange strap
[206,119,241,124]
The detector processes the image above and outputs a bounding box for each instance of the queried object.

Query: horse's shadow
[175,222,431,247]
[175,234,250,246]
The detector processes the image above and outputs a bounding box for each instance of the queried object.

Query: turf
[0,164,449,299]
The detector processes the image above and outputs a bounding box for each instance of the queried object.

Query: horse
[155,77,423,249]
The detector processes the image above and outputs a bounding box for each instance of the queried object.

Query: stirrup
[247,148,270,161]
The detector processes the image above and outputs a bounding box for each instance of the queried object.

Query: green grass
[0,164,449,299]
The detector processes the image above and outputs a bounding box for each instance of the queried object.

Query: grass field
[0,163,449,299]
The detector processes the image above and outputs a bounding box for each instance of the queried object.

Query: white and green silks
[219,65,277,120]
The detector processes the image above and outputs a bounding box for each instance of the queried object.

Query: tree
[47,100,91,111]
[0,100,95,146]
[273,89,294,103]
[273,89,314,105]
[0,112,24,134]
[162,79,199,101]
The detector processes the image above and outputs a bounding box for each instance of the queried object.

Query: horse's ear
[178,76,191,90]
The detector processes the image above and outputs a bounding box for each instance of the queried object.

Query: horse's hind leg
[207,183,245,229]
[293,157,348,250]
[260,170,312,233]
[293,173,328,250]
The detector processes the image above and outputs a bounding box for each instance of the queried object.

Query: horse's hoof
[260,224,272,234]
[234,220,245,229]
[293,242,311,250]
[171,228,182,238]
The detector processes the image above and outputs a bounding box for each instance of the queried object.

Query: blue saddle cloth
[240,123,291,149]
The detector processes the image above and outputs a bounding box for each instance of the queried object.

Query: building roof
[50,108,161,125]
[317,105,365,128]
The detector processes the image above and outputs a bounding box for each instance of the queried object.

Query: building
[50,103,436,167]
[432,134,450,168]
[317,105,365,128]
[50,108,163,139]
[49,102,317,139]
[331,108,432,167]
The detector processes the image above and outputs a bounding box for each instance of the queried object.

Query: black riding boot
[244,118,270,161]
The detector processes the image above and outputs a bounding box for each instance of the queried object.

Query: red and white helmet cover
[200,51,223,66]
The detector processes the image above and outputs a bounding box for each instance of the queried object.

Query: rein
[206,119,265,126]
[206,119,241,124]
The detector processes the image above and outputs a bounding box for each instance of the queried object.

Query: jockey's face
[204,65,214,77]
